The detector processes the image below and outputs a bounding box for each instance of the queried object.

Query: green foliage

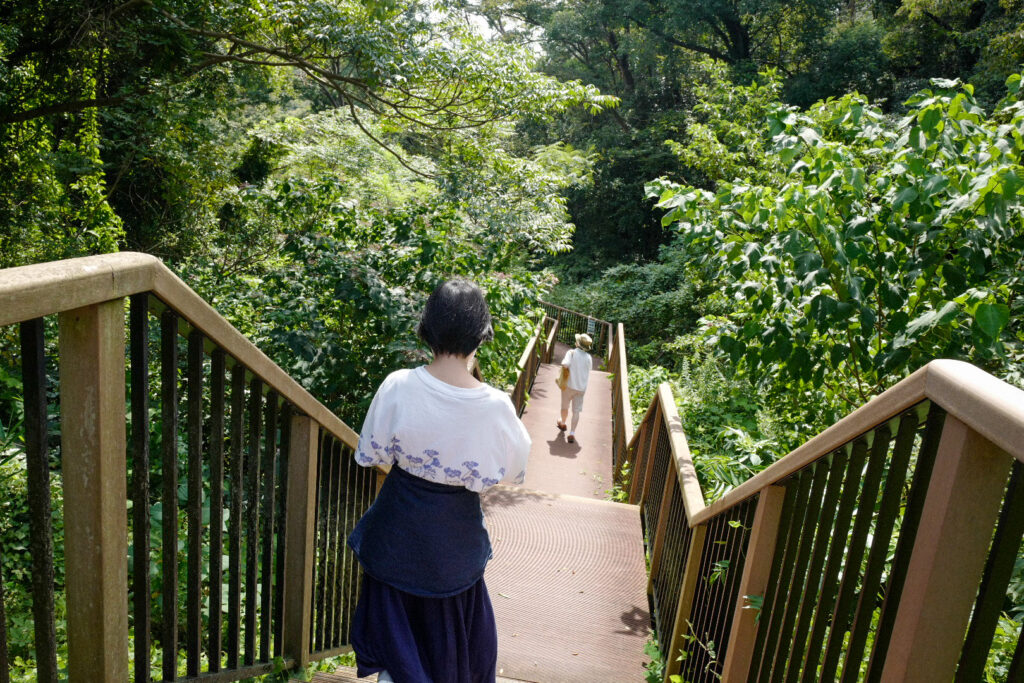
[626,349,798,502]
[786,18,893,108]
[880,0,1024,105]
[0,0,616,268]
[665,62,787,187]
[649,72,1024,414]
[643,635,666,683]
[987,614,1023,682]
[0,442,66,677]
[183,196,548,425]
[606,460,632,502]
[552,244,701,364]
[479,0,1024,277]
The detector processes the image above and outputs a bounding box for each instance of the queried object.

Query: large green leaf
[974,303,1010,339]
[905,301,959,338]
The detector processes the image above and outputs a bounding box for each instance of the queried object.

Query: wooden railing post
[59,301,128,683]
[282,415,320,667]
[719,486,786,681]
[879,416,1013,682]
[663,524,707,681]
[546,318,558,363]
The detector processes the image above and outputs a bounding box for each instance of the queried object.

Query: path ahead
[483,345,649,681]
[315,347,650,682]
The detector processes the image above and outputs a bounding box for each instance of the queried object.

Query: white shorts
[560,388,585,414]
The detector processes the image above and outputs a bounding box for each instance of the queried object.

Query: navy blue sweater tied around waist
[348,464,493,598]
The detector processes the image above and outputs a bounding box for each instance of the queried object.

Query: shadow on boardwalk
[482,358,650,682]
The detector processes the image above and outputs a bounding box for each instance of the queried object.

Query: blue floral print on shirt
[357,436,512,491]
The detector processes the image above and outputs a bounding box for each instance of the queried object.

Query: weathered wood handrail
[607,323,634,477]
[620,350,1024,682]
[693,359,1024,527]
[508,315,557,416]
[0,253,370,682]
[0,252,357,447]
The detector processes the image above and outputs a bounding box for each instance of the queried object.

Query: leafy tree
[876,0,1024,104]
[785,18,893,108]
[616,0,840,76]
[649,71,1024,411]
[0,0,615,265]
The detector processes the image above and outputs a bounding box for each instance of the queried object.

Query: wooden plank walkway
[315,351,649,681]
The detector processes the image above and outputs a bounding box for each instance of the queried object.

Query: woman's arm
[354,379,398,468]
[499,398,531,485]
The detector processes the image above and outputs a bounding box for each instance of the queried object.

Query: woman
[556,333,593,443]
[348,278,532,682]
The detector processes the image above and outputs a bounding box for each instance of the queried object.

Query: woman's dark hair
[417,278,494,357]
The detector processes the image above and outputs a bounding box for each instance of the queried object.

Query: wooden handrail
[1,252,378,681]
[538,300,612,327]
[626,394,658,454]
[544,316,559,362]
[613,323,633,447]
[538,308,1024,682]
[617,341,1024,682]
[514,324,542,375]
[0,252,357,448]
[691,359,1024,526]
[619,355,1024,527]
[656,384,705,519]
[507,315,554,416]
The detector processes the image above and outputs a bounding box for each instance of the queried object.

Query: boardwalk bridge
[1,253,1023,682]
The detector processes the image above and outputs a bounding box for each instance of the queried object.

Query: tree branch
[626,15,731,62]
[1,97,128,124]
[346,103,435,180]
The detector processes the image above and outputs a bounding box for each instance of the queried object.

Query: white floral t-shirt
[355,366,531,492]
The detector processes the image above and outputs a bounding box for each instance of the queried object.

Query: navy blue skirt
[351,572,498,682]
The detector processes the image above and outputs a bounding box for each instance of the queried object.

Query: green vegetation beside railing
[0,254,376,682]
[0,253,558,682]
[614,342,1024,682]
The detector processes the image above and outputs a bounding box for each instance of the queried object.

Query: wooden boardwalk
[315,350,649,681]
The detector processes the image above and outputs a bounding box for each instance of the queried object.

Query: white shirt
[355,366,531,492]
[562,348,593,392]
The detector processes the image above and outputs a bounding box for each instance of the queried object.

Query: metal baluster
[129,296,151,683]
[20,318,57,683]
[160,310,179,681]
[208,349,227,671]
[186,329,204,677]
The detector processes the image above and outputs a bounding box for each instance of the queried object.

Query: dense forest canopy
[466,0,1024,269]
[1,0,620,424]
[1,0,1024,678]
